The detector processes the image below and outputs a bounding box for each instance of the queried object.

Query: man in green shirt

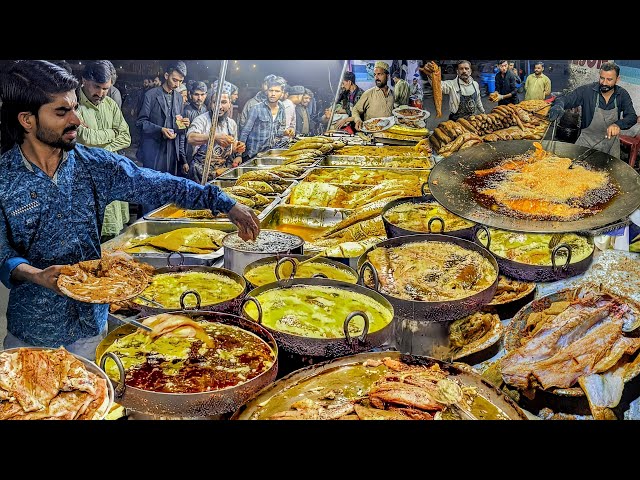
[524,61,552,101]
[76,60,131,241]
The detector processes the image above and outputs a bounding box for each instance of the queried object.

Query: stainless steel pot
[356,234,499,359]
[381,183,477,240]
[242,254,358,289]
[133,252,247,316]
[96,310,278,418]
[240,278,395,358]
[222,229,304,275]
[473,226,594,282]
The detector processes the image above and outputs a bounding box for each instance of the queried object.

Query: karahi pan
[428,140,640,233]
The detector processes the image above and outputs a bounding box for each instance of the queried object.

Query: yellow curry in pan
[243,285,393,339]
[481,229,594,266]
[384,201,475,232]
[134,272,244,309]
[244,261,357,287]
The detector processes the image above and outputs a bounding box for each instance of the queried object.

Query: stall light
[252,64,256,68]
[234,60,238,64]
[236,67,239,71]
[78,62,82,65]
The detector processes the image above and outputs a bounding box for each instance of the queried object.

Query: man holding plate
[352,61,395,132]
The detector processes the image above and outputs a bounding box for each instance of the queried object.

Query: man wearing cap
[182,81,208,176]
[283,85,305,132]
[334,71,364,131]
[240,74,279,130]
[352,61,394,131]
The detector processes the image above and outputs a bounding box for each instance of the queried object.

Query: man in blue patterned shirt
[238,78,295,160]
[0,60,260,360]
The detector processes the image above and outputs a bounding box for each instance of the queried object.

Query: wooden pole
[201,60,229,185]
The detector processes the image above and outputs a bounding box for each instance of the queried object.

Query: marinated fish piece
[289,182,348,208]
[320,198,391,238]
[125,228,226,254]
[236,181,275,194]
[368,381,444,411]
[578,366,625,420]
[236,170,282,184]
[354,404,412,420]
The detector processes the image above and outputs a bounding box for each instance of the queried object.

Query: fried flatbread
[57,252,155,304]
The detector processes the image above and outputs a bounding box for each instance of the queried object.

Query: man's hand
[548,105,565,122]
[227,203,260,241]
[284,128,295,137]
[162,127,177,139]
[232,157,242,168]
[180,116,190,128]
[335,117,352,129]
[31,265,65,295]
[182,163,190,174]
[354,119,363,131]
[606,124,621,139]
[215,134,235,148]
[234,141,246,154]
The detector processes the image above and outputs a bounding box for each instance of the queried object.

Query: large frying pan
[428,140,640,234]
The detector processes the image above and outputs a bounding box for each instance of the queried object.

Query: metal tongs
[137,295,165,309]
[568,136,607,169]
[116,314,152,332]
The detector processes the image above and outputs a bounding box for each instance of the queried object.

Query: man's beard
[35,123,77,151]
[375,79,386,88]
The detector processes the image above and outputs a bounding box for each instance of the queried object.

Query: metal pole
[325,60,349,135]
[201,60,229,185]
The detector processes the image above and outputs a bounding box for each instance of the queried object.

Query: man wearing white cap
[351,61,394,131]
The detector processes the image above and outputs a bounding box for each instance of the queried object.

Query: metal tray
[143,196,281,223]
[218,166,313,182]
[301,166,431,186]
[322,155,433,168]
[101,220,228,267]
[241,157,322,168]
[257,148,289,157]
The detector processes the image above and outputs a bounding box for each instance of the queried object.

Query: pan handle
[474,225,491,250]
[180,290,201,310]
[551,243,572,272]
[275,256,298,285]
[167,251,185,268]
[99,352,126,399]
[358,261,379,291]
[421,182,430,197]
[427,216,445,234]
[241,296,263,324]
[343,311,370,349]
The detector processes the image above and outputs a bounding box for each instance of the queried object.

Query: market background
[1,58,638,344]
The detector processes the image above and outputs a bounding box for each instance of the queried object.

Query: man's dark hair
[456,60,471,69]
[82,60,116,84]
[498,60,508,66]
[534,61,544,68]
[343,71,356,83]
[190,81,208,94]
[266,79,284,90]
[53,60,74,75]
[601,61,620,77]
[0,60,79,154]
[166,60,187,77]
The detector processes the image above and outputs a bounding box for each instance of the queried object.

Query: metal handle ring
[241,296,263,324]
[474,225,491,250]
[275,256,298,285]
[421,182,430,197]
[358,261,379,291]
[551,243,572,272]
[180,290,202,310]
[343,310,370,348]
[167,251,185,268]
[312,273,328,279]
[100,352,126,399]
[428,216,445,234]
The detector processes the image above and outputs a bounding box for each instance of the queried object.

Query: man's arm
[106,102,132,152]
[136,90,163,136]
[351,90,368,124]
[615,90,638,130]
[544,76,552,98]
[239,108,258,144]
[474,82,485,113]
[77,110,116,148]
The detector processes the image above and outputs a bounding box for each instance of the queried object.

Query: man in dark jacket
[548,62,637,159]
[136,61,188,178]
[493,60,519,105]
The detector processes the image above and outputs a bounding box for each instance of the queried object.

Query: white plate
[360,116,395,133]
